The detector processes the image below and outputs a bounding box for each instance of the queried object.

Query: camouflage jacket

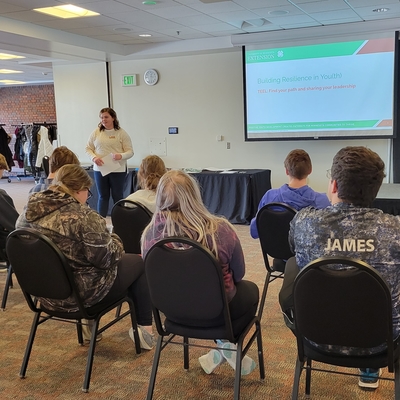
[290,202,400,354]
[16,189,122,312]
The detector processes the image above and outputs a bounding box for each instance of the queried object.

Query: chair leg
[20,311,41,378]
[395,359,400,400]
[146,335,163,400]
[233,339,243,400]
[291,357,304,400]
[82,319,100,392]
[255,320,265,380]
[76,320,84,345]
[305,358,312,396]
[1,264,13,310]
[257,271,271,321]
[115,304,122,318]
[127,300,141,354]
[183,337,189,370]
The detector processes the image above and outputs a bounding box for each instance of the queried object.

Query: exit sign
[122,74,137,87]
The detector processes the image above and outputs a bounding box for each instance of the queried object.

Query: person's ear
[331,179,338,193]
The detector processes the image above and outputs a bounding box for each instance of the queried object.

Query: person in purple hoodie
[250,149,330,239]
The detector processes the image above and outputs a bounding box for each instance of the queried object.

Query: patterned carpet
[0,179,396,399]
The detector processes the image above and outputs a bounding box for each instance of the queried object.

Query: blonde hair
[0,154,8,170]
[143,170,232,259]
[51,164,93,197]
[137,155,166,191]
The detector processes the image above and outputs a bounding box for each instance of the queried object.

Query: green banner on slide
[248,120,379,132]
[246,41,365,64]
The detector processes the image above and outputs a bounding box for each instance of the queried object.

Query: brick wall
[0,84,56,135]
[0,84,56,172]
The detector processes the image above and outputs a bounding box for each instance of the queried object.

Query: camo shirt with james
[290,202,400,354]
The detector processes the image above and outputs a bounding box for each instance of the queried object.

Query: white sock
[198,349,225,374]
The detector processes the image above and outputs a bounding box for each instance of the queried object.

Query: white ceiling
[1,0,400,85]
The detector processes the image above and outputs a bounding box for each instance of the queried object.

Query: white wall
[53,51,390,193]
[53,62,109,161]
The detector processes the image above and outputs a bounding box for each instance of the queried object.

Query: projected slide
[245,38,395,140]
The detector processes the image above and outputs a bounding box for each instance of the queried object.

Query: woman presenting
[86,107,133,217]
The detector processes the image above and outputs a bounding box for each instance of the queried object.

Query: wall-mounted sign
[122,74,137,87]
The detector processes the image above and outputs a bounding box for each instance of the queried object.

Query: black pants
[97,253,153,326]
[229,280,259,320]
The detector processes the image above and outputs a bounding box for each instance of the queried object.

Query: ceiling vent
[241,18,270,29]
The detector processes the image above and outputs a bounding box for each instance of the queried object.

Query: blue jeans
[94,171,126,217]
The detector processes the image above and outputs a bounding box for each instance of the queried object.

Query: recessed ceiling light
[34,4,99,19]
[268,10,289,16]
[0,69,23,74]
[0,53,25,60]
[143,1,157,4]
[114,28,132,33]
[139,34,152,37]
[0,80,26,84]
[373,8,389,13]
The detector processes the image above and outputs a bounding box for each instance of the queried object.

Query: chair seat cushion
[164,312,256,341]
[39,291,129,319]
[303,338,399,370]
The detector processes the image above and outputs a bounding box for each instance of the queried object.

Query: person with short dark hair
[250,149,330,239]
[30,146,80,193]
[279,146,398,391]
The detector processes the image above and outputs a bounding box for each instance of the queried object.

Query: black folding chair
[255,202,296,319]
[144,237,265,400]
[111,199,152,254]
[6,228,141,392]
[291,256,400,399]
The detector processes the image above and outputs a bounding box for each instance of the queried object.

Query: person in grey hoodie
[250,148,330,239]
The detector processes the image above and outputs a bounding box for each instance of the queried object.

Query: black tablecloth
[86,168,271,224]
[191,169,271,224]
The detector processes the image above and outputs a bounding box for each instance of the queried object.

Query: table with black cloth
[372,183,400,216]
[86,168,138,216]
[86,167,271,224]
[190,169,271,224]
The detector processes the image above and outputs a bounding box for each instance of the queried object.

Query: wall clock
[144,69,159,86]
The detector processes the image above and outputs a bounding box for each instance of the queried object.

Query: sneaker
[81,319,103,343]
[358,368,382,389]
[129,325,155,350]
[198,349,226,374]
[219,341,256,376]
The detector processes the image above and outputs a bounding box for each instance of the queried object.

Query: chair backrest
[6,228,86,314]
[111,199,152,254]
[144,237,234,338]
[256,202,296,269]
[293,256,393,359]
[42,156,50,177]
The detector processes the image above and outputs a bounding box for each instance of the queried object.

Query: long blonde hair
[51,164,93,197]
[143,170,232,258]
